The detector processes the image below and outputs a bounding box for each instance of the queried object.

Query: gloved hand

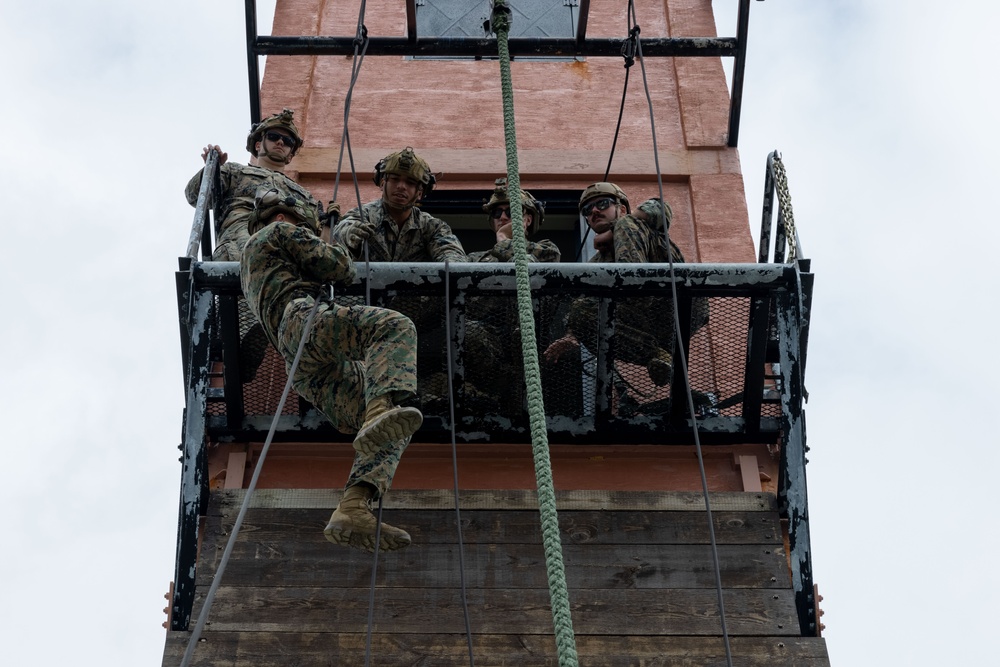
[342,218,377,250]
[322,201,342,227]
[636,198,673,229]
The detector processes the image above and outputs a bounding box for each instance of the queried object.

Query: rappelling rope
[626,0,733,663]
[179,292,324,667]
[491,3,579,665]
[180,4,391,665]
[443,260,479,666]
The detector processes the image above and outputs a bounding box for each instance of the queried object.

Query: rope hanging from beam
[490,2,580,665]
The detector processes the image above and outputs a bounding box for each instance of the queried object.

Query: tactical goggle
[264,131,296,146]
[490,205,534,220]
[581,197,617,217]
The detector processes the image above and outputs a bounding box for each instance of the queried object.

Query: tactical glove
[342,218,377,250]
[637,198,673,230]
[322,201,342,227]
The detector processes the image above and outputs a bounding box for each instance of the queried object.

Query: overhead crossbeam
[252,35,738,58]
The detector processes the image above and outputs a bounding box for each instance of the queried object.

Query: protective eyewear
[490,206,513,220]
[265,131,296,146]
[581,197,616,217]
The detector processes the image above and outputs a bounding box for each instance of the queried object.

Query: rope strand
[628,0,734,663]
[492,3,579,665]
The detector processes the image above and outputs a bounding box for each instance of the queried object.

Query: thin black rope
[574,26,639,261]
[328,5,388,665]
[627,0,734,663]
[179,290,325,667]
[443,260,478,666]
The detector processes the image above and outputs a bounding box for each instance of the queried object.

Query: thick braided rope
[493,5,579,666]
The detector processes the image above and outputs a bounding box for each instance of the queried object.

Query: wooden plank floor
[162,489,830,666]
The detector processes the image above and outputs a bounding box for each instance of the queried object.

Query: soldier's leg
[324,436,412,552]
[351,305,422,454]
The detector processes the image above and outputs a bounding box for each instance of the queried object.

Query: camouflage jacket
[333,200,466,262]
[240,220,356,350]
[588,199,683,264]
[467,238,561,263]
[186,161,321,260]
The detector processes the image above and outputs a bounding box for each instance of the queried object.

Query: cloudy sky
[1,1,996,665]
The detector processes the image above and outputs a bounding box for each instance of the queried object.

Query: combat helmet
[373,147,436,193]
[482,177,545,236]
[579,182,630,214]
[248,187,319,236]
[246,108,303,158]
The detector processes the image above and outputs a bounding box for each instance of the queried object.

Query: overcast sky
[1,1,996,665]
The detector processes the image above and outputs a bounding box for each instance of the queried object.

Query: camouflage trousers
[212,220,250,262]
[277,297,418,497]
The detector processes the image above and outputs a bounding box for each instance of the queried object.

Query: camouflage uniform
[568,196,708,386]
[467,238,560,263]
[463,180,561,413]
[240,219,418,498]
[587,198,680,265]
[333,200,466,263]
[185,163,321,261]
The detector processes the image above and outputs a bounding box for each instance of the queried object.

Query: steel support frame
[242,0,753,143]
[775,269,817,636]
[170,266,214,631]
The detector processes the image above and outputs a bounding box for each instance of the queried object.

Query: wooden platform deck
[162,489,831,666]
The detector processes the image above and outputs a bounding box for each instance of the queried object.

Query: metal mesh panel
[196,263,795,442]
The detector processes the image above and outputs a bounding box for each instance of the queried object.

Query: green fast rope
[492,4,579,666]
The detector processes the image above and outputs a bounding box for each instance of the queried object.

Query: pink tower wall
[259,0,756,264]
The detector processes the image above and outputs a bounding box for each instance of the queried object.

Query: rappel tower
[164,1,831,665]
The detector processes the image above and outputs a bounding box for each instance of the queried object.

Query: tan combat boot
[323,485,412,552]
[647,348,674,386]
[353,395,423,456]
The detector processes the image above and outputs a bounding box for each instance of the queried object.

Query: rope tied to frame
[491,2,580,665]
[621,25,640,68]
[771,154,798,262]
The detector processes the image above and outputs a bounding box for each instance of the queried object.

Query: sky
[1,1,997,665]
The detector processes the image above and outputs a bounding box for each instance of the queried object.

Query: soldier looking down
[240,188,422,553]
[332,147,466,262]
[467,177,560,263]
[544,182,708,392]
[186,108,322,262]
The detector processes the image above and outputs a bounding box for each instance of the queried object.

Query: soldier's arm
[480,239,561,263]
[425,215,467,261]
[330,206,374,260]
[633,198,673,231]
[185,156,231,207]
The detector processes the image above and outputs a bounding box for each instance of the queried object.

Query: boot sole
[323,519,412,553]
[353,407,423,456]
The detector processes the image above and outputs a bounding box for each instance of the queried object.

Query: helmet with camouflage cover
[482,177,545,236]
[246,108,303,160]
[373,147,436,193]
[248,187,320,236]
[579,182,630,214]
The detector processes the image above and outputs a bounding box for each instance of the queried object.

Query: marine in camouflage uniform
[332,147,465,263]
[545,182,708,390]
[185,109,322,262]
[333,148,465,412]
[241,188,422,553]
[466,178,560,413]
[186,110,323,382]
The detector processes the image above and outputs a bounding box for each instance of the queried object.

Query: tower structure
[164,1,829,664]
